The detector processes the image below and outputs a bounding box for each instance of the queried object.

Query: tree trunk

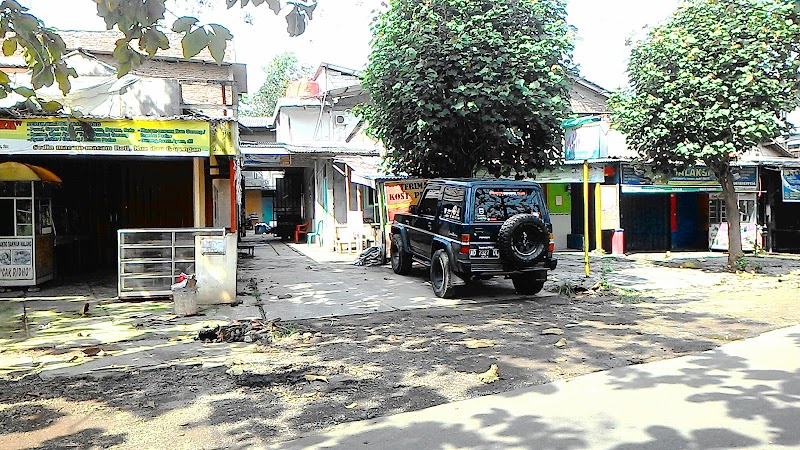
[719,167,743,269]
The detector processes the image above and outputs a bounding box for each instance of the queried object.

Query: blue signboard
[621,165,757,192]
[782,169,800,202]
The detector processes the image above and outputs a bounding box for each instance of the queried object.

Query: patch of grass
[734,255,748,272]
[247,278,267,320]
[616,288,646,303]
[269,323,300,341]
[598,260,613,291]
[549,280,577,298]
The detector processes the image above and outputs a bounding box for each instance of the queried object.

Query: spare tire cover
[498,214,548,265]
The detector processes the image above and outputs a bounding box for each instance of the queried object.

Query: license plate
[469,247,499,259]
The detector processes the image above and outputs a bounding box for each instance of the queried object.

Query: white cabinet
[117,228,225,298]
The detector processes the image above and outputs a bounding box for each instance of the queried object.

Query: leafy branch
[0,0,318,110]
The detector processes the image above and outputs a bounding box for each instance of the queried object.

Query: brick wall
[93,54,237,116]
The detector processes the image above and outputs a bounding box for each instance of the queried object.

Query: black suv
[390,179,557,298]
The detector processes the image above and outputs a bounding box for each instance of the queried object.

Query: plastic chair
[306,221,323,246]
[294,221,310,243]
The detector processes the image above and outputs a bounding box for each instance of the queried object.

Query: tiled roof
[55,29,235,63]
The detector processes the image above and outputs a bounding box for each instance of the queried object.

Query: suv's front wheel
[391,234,412,275]
[431,249,456,298]
[512,275,545,295]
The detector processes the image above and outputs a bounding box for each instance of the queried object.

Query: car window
[439,186,466,222]
[418,185,442,216]
[474,188,543,222]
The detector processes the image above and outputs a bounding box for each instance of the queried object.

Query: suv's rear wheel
[498,214,549,265]
[391,234,412,275]
[512,275,546,295]
[431,249,456,298]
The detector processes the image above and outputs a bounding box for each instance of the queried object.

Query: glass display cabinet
[117,228,225,298]
[0,181,55,287]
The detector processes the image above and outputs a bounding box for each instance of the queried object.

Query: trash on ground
[541,328,564,335]
[171,273,197,290]
[353,246,384,266]
[82,347,104,357]
[554,338,567,348]
[477,364,500,383]
[345,402,358,409]
[197,319,293,344]
[465,339,495,349]
[304,374,328,382]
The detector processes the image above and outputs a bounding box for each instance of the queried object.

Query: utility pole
[583,160,590,277]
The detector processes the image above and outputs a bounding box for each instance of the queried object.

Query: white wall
[212,179,231,229]
[277,108,331,142]
[550,214,571,251]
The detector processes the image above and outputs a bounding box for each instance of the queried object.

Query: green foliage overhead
[242,51,313,117]
[0,0,316,111]
[610,0,800,175]
[609,0,800,266]
[362,0,575,178]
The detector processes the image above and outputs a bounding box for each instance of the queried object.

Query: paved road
[274,324,800,449]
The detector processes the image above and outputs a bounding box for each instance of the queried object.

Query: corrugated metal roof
[0,110,238,122]
[746,157,800,168]
[240,141,380,156]
[238,116,274,128]
[314,62,364,79]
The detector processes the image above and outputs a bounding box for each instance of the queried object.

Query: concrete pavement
[274,324,800,449]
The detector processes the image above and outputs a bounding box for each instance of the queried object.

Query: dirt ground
[1,253,800,449]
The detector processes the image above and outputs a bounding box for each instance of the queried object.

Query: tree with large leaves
[609,0,800,268]
[241,51,312,116]
[361,0,574,178]
[0,0,317,108]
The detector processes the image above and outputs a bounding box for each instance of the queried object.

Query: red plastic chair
[294,221,310,243]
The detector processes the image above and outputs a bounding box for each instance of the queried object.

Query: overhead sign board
[621,165,757,192]
[533,165,604,183]
[782,169,800,202]
[0,118,210,157]
[383,179,427,222]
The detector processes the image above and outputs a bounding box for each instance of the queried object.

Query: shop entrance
[671,193,710,250]
[620,193,670,252]
[6,156,195,274]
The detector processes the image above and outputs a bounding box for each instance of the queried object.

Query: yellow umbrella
[26,164,62,182]
[0,162,61,182]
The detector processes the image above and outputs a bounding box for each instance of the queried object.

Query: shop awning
[621,185,721,194]
[335,156,398,189]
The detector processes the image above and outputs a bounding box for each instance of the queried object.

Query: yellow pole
[595,183,603,253]
[583,160,590,277]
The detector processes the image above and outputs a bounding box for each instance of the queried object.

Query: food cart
[0,162,59,287]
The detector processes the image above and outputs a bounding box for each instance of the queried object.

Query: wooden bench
[237,243,255,257]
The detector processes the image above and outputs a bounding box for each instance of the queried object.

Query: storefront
[619,164,759,252]
[0,116,236,285]
[758,161,800,253]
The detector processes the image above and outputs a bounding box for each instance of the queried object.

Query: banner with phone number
[782,169,800,202]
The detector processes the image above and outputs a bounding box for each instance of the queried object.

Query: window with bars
[709,198,755,224]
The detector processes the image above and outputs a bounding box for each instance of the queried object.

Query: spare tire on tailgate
[498,214,548,265]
